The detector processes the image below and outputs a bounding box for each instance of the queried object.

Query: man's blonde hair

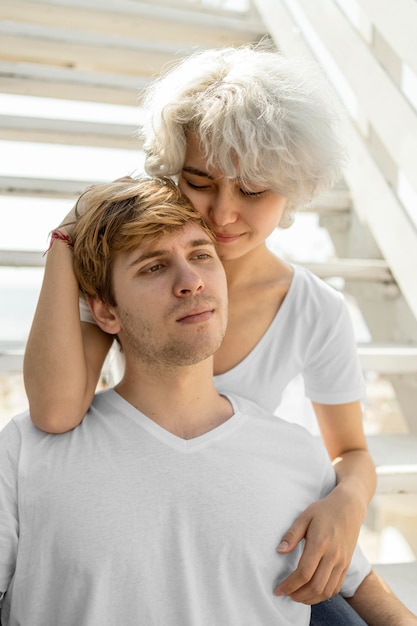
[72,177,215,306]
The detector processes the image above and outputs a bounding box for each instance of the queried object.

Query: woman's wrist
[43,229,73,257]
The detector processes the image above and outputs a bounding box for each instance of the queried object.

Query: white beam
[358,343,417,374]
[253,0,417,323]
[1,0,265,44]
[302,259,392,283]
[359,0,417,76]
[277,0,417,199]
[367,434,417,494]
[0,114,140,150]
[0,60,147,105]
[0,176,90,198]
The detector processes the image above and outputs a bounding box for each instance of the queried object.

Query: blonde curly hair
[141,44,346,228]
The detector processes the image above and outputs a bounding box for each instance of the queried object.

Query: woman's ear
[88,297,121,335]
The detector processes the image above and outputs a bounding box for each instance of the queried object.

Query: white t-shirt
[0,391,370,626]
[81,264,366,414]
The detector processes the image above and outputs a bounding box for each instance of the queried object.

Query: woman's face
[178,134,287,261]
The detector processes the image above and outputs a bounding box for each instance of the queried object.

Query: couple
[2,44,415,623]
[0,176,416,624]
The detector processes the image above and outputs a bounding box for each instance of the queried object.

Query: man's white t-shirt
[0,391,370,625]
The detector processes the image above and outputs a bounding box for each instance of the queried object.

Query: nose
[173,262,204,297]
[208,186,239,227]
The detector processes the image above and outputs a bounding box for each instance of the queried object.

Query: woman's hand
[274,484,365,604]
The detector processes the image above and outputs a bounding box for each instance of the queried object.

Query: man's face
[107,222,228,369]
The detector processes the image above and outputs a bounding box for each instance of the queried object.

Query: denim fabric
[310,594,367,625]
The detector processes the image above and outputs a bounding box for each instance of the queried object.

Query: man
[0,177,415,625]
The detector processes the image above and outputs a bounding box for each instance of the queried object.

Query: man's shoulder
[1,410,31,438]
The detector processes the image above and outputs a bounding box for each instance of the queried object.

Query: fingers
[275,555,348,604]
[275,515,349,603]
[277,512,312,554]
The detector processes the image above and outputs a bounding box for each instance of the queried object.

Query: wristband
[43,230,73,256]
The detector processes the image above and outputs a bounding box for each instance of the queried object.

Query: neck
[221,243,284,290]
[114,357,233,439]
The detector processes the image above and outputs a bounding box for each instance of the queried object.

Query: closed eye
[240,188,267,197]
[185,181,211,190]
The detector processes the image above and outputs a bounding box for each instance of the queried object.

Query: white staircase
[1,0,416,613]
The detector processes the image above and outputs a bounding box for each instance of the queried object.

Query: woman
[24,45,376,623]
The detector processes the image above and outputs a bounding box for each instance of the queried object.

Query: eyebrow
[182,166,214,179]
[127,238,215,268]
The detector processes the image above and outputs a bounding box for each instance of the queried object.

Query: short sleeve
[0,422,20,599]
[304,297,366,404]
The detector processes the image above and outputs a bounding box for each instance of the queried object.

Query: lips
[214,232,242,243]
[176,308,214,324]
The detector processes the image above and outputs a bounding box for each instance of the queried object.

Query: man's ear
[88,297,121,335]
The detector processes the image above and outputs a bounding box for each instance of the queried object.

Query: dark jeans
[310,594,367,625]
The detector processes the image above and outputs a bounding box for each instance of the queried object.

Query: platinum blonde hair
[141,44,346,227]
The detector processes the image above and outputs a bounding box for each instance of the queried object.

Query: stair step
[0,60,145,106]
[0,342,25,373]
[0,112,140,150]
[358,343,417,374]
[302,259,394,282]
[303,188,352,214]
[373,561,417,615]
[0,175,98,199]
[367,434,417,494]
[0,249,46,268]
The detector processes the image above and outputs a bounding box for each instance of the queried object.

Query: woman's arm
[274,400,377,603]
[23,236,113,433]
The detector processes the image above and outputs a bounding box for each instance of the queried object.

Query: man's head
[72,177,228,368]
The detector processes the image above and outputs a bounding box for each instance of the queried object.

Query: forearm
[332,448,377,522]
[314,401,377,520]
[346,570,417,625]
[23,240,112,432]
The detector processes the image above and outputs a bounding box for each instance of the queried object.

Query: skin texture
[24,137,376,603]
[347,571,417,625]
[91,222,233,440]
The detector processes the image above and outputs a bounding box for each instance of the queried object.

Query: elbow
[28,401,87,434]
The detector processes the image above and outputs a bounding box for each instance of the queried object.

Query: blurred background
[0,0,416,610]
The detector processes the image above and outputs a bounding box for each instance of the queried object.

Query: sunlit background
[1,0,417,606]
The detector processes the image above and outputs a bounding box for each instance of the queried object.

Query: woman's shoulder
[289,264,345,312]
